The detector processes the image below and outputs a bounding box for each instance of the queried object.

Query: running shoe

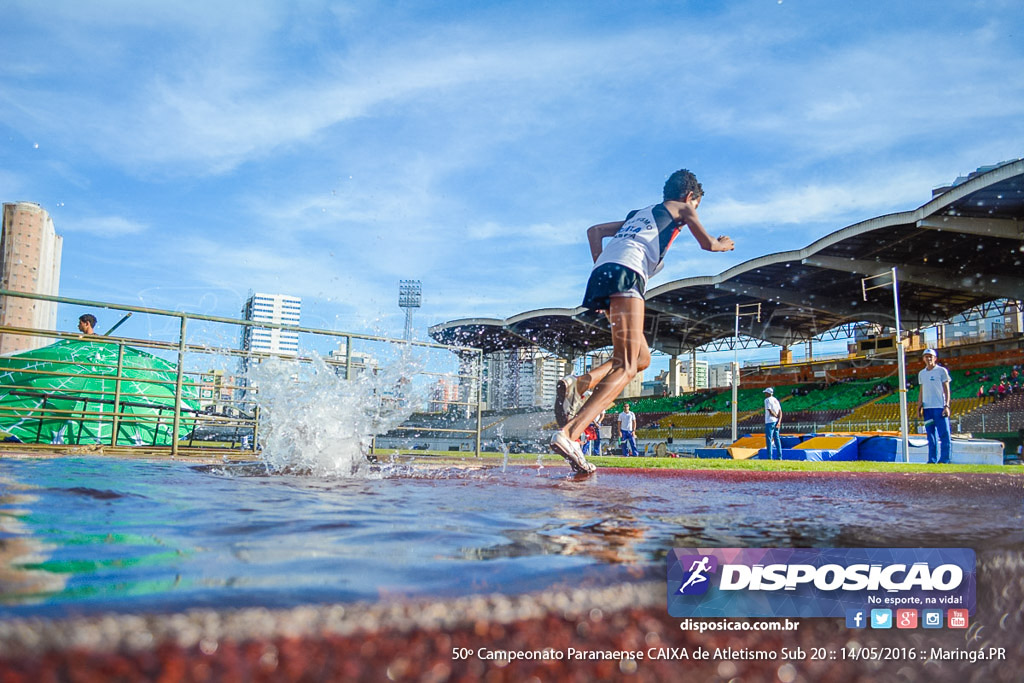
[554,375,585,427]
[550,432,597,474]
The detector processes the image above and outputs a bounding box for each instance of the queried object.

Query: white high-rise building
[674,359,709,391]
[708,362,734,388]
[484,347,565,411]
[241,292,301,356]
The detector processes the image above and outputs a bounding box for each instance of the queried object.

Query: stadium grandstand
[425,160,1024,459]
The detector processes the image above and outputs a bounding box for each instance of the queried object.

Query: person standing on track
[550,169,735,473]
[618,403,639,457]
[763,387,783,461]
[918,348,952,464]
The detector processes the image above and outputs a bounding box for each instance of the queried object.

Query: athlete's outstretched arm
[587,221,624,262]
[675,204,734,252]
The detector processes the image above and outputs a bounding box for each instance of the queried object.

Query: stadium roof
[430,159,1024,358]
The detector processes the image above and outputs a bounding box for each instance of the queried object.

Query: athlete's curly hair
[663,169,703,202]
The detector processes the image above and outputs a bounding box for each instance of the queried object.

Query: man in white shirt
[764,387,782,461]
[618,404,638,457]
[917,348,952,464]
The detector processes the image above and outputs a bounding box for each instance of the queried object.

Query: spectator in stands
[763,387,783,461]
[549,169,734,473]
[77,313,97,335]
[998,382,1008,399]
[917,349,952,464]
[978,385,985,399]
[618,404,639,457]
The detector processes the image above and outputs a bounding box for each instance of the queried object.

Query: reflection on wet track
[0,457,1020,617]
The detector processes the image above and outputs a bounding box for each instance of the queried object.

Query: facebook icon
[846,609,867,629]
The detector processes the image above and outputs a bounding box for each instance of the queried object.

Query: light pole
[732,303,761,442]
[398,280,422,341]
[862,268,909,462]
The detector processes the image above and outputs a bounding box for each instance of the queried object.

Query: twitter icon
[871,609,893,629]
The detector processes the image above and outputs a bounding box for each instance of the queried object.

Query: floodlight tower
[398,280,422,341]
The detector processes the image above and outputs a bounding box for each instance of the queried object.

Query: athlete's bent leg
[560,296,649,442]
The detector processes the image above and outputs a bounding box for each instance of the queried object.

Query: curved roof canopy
[430,160,1024,358]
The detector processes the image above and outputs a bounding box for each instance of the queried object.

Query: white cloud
[706,167,942,231]
[60,215,148,236]
[465,220,581,246]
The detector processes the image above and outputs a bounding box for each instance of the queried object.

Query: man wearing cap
[618,404,638,457]
[764,387,783,461]
[918,349,952,464]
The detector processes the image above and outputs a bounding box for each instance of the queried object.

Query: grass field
[370,448,1023,475]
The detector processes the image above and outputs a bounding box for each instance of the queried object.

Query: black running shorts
[581,263,645,311]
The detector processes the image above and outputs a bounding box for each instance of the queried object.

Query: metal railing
[0,289,484,457]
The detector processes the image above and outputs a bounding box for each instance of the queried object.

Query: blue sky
[2,0,1022,362]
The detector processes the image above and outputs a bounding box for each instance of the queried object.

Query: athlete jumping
[550,169,735,473]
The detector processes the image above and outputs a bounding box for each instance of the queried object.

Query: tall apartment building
[708,362,734,389]
[669,359,709,392]
[328,341,375,377]
[0,202,63,355]
[484,347,566,411]
[429,378,460,413]
[241,292,301,356]
[582,349,644,399]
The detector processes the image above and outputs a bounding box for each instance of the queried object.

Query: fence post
[475,348,483,457]
[110,342,125,446]
[345,335,353,381]
[252,405,260,453]
[171,316,187,458]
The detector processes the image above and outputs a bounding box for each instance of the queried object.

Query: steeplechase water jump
[550,169,734,473]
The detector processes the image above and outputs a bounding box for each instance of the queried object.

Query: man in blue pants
[618,404,638,457]
[917,348,952,464]
[764,387,783,460]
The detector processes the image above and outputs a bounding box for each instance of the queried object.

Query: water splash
[246,349,422,477]
[495,424,509,472]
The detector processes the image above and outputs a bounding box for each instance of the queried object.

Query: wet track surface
[0,458,1021,681]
